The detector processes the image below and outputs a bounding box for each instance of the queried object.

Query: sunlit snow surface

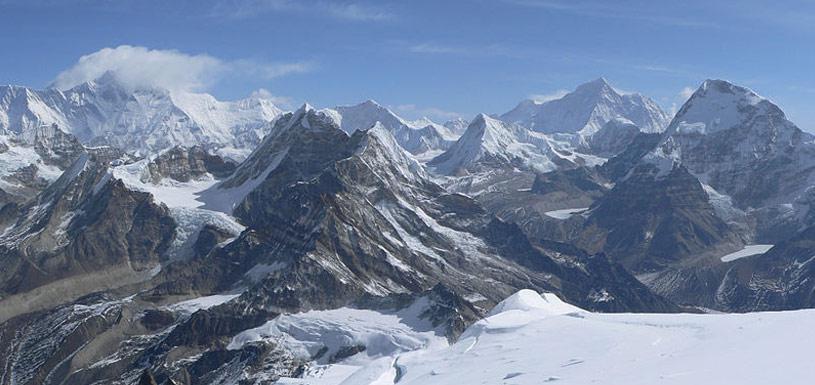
[274,290,815,385]
[543,207,588,219]
[720,244,774,262]
[228,298,447,364]
[0,135,64,191]
[111,154,246,261]
[167,293,241,315]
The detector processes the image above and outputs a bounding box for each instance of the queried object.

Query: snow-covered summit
[328,99,456,155]
[0,72,283,159]
[501,78,670,135]
[442,117,469,136]
[587,117,644,157]
[333,100,404,134]
[429,113,566,175]
[668,79,788,136]
[487,289,582,317]
[642,79,814,212]
[274,289,815,385]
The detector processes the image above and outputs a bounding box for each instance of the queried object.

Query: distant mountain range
[1,76,814,385]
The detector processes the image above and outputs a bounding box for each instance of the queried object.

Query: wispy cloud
[212,0,394,22]
[408,42,523,58]
[249,88,295,107]
[52,45,313,92]
[667,86,698,116]
[679,86,696,100]
[393,104,463,122]
[528,90,568,103]
[409,43,471,55]
[710,1,815,34]
[324,2,393,21]
[633,65,684,75]
[231,59,315,80]
[0,0,395,22]
[587,55,700,79]
[503,0,720,29]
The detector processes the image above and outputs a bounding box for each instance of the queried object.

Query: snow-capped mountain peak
[645,78,812,211]
[500,78,671,135]
[0,73,284,160]
[429,113,563,175]
[328,99,457,156]
[333,99,405,134]
[573,77,615,95]
[668,79,786,136]
[468,113,519,153]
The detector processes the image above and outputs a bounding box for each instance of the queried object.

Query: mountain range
[1,75,814,384]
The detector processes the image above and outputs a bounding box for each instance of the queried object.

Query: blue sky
[1,0,813,128]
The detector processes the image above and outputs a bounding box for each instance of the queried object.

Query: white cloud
[679,86,696,100]
[52,45,312,92]
[529,90,568,103]
[52,46,221,92]
[409,43,470,55]
[324,2,393,21]
[503,0,720,29]
[408,42,521,58]
[249,88,294,107]
[231,59,315,80]
[393,104,462,122]
[668,86,698,117]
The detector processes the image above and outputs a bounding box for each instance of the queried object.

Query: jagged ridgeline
[1,77,815,384]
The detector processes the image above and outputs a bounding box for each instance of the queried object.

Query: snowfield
[720,244,774,262]
[275,290,815,385]
[544,207,588,219]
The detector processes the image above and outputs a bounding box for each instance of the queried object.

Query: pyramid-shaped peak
[669,80,787,136]
[472,113,501,126]
[575,77,614,92]
[695,79,766,102]
[297,102,315,113]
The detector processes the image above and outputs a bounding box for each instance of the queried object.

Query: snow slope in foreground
[278,289,815,385]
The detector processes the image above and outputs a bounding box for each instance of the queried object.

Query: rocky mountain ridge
[3,77,815,384]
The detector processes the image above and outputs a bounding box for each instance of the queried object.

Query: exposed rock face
[470,166,606,245]
[0,294,127,385]
[29,124,87,168]
[579,162,743,272]
[587,117,643,157]
[715,226,815,310]
[220,106,674,314]
[531,166,607,197]
[576,80,815,311]
[0,125,95,200]
[647,224,815,311]
[0,155,175,320]
[0,105,677,385]
[144,146,237,183]
[658,80,815,234]
[425,113,601,223]
[19,77,815,383]
[597,132,662,181]
[138,370,159,385]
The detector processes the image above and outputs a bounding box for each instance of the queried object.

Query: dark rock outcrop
[579,162,743,272]
[144,146,237,183]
